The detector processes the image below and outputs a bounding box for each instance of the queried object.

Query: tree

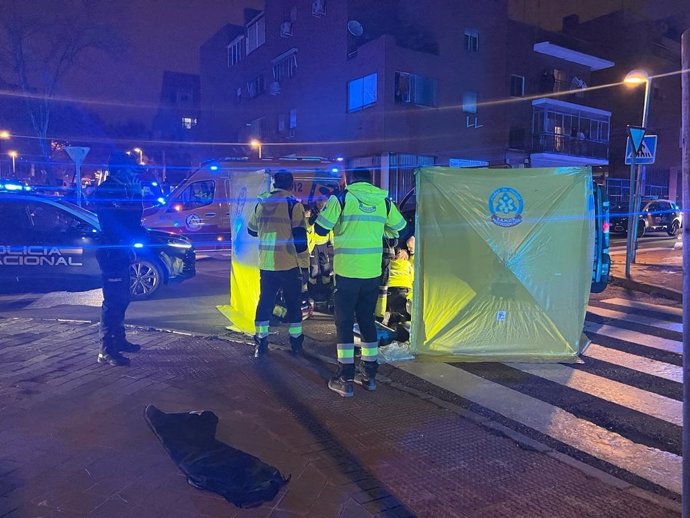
[0,0,124,184]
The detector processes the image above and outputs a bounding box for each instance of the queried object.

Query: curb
[610,274,682,302]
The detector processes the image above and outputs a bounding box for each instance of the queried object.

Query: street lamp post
[133,147,144,165]
[250,139,262,159]
[0,131,10,176]
[8,150,18,176]
[623,69,653,276]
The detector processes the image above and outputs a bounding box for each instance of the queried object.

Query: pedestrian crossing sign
[625,135,657,165]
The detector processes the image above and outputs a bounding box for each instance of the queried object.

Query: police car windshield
[55,199,99,226]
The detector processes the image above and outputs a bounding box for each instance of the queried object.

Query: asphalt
[608,245,683,302]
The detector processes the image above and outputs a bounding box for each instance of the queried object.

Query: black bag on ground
[144,405,289,508]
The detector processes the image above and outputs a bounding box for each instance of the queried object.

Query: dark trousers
[334,275,379,345]
[387,287,410,324]
[309,243,332,279]
[97,249,131,352]
[256,268,302,326]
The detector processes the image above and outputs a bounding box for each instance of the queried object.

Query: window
[464,29,479,52]
[272,50,298,83]
[347,73,377,112]
[27,203,87,235]
[181,117,198,129]
[246,15,266,54]
[462,91,478,113]
[510,75,525,97]
[178,181,215,210]
[395,72,437,107]
[289,108,297,129]
[554,68,567,92]
[312,0,326,16]
[247,74,265,99]
[227,36,244,67]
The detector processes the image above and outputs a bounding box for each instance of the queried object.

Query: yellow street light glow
[133,147,142,153]
[624,69,650,86]
[7,150,17,158]
[250,139,261,149]
[0,131,10,140]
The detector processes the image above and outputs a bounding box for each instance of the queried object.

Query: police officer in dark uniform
[93,152,146,366]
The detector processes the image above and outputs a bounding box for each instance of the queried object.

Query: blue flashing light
[133,242,144,249]
[336,157,344,162]
[156,197,166,204]
[151,181,158,187]
[5,184,22,191]
[331,167,339,173]
[210,165,220,171]
[24,185,31,191]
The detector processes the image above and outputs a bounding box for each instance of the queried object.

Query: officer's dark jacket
[93,177,145,245]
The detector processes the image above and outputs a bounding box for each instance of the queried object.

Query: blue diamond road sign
[625,135,657,165]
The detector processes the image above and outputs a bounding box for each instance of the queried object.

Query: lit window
[181,117,198,129]
[464,29,479,52]
[246,15,266,54]
[395,72,437,107]
[347,73,377,112]
[462,91,478,113]
[227,36,244,66]
[510,75,525,97]
[272,49,298,83]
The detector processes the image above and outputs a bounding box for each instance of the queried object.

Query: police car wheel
[129,258,163,300]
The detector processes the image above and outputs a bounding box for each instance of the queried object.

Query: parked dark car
[0,193,195,299]
[397,181,611,294]
[610,199,682,238]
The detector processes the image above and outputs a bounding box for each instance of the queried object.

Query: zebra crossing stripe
[584,343,682,383]
[584,322,682,354]
[588,306,682,333]
[601,298,682,318]
[506,363,681,426]
[398,361,682,494]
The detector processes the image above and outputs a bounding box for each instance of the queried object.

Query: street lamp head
[624,69,650,86]
[0,131,10,140]
[133,147,142,153]
[7,150,17,158]
[250,139,261,149]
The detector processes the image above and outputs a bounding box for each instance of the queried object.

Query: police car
[0,192,195,299]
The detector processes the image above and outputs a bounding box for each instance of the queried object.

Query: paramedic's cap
[273,170,294,190]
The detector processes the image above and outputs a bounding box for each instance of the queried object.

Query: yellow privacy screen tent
[411,166,594,362]
[217,169,271,334]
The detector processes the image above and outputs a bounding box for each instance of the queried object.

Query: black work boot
[289,335,304,357]
[354,361,378,391]
[254,335,269,358]
[328,363,354,398]
[117,338,141,353]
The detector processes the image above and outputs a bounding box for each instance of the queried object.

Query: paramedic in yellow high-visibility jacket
[247,170,308,359]
[314,168,406,398]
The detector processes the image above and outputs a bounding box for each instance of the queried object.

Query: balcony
[530,98,611,167]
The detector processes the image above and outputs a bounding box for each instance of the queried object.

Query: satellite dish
[347,20,364,37]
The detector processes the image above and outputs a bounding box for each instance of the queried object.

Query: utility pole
[681,26,689,518]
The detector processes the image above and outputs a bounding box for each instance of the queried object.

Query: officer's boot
[97,335,131,367]
[289,334,304,357]
[328,363,354,398]
[114,330,141,353]
[254,335,269,358]
[354,360,378,391]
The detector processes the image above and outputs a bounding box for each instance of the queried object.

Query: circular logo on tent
[185,214,203,231]
[488,187,523,227]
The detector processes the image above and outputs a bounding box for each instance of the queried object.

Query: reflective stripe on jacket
[315,182,406,279]
[247,189,306,271]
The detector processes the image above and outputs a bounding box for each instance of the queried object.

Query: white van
[142,156,343,250]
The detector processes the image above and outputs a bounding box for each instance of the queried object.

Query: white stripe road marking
[398,362,681,494]
[584,322,682,354]
[601,298,682,318]
[588,306,682,333]
[584,344,682,383]
[506,363,682,426]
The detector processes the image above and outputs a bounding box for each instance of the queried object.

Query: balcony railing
[532,133,608,160]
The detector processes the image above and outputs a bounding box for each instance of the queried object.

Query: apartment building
[199,0,509,200]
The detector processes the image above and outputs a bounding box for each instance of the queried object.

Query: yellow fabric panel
[217,169,271,334]
[411,166,593,362]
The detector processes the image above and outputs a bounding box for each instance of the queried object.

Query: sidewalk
[609,246,682,301]
[0,317,678,517]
